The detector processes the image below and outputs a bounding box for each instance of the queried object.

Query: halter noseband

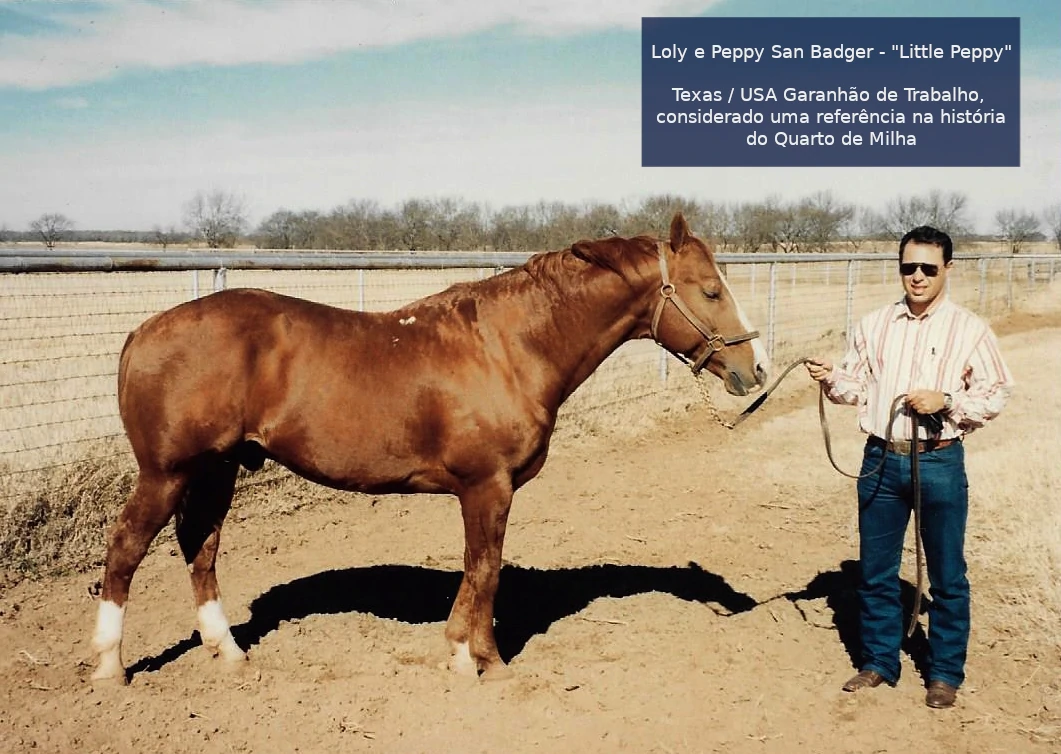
[649,243,760,375]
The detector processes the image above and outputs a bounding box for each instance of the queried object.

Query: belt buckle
[891,439,912,456]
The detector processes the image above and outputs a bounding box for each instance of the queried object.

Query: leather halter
[649,243,760,375]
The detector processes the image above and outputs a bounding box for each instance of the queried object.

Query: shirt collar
[892,294,951,321]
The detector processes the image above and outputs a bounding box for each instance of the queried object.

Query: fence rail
[2,248,1058,517]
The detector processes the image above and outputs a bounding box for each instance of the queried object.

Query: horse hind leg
[445,474,515,681]
[176,456,245,665]
[92,470,189,683]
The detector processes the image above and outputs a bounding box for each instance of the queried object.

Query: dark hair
[899,226,953,264]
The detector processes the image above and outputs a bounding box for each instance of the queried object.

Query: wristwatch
[942,393,953,411]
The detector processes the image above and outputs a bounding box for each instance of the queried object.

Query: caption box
[642,17,1020,167]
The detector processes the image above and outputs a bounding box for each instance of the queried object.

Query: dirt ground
[1,317,1059,754]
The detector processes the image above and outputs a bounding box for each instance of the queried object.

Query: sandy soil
[1,319,1059,754]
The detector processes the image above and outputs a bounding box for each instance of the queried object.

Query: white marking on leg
[91,600,126,681]
[197,599,246,662]
[448,641,477,676]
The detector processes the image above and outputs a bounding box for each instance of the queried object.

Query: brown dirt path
[1,320,1059,754]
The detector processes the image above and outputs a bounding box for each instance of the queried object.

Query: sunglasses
[899,262,941,277]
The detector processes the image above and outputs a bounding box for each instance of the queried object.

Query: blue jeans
[855,439,970,688]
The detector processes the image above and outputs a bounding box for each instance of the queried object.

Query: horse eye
[702,289,721,301]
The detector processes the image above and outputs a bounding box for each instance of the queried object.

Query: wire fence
[2,247,1059,516]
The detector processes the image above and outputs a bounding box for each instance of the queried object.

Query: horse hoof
[480,662,514,682]
[447,656,479,677]
[90,667,129,686]
[204,637,247,664]
[447,642,478,676]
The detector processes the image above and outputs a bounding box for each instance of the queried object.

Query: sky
[0,0,1057,234]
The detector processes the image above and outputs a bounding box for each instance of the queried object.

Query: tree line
[5,190,1061,254]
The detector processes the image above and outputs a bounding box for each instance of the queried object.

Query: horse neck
[491,250,656,409]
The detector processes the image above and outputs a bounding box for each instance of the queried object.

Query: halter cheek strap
[649,244,759,375]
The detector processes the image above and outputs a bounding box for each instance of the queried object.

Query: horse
[90,213,769,683]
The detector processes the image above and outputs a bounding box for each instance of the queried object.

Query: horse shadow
[127,558,930,681]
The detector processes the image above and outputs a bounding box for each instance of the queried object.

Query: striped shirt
[823,295,1014,441]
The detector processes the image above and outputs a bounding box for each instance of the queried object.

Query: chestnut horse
[91,213,769,683]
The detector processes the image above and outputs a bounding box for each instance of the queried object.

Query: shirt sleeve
[822,319,869,407]
[949,327,1014,432]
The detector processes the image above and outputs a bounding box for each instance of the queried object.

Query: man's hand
[805,357,833,383]
[906,389,947,414]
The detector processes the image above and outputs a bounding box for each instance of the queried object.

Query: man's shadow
[127,558,930,681]
[782,558,931,680]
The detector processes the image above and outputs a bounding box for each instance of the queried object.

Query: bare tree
[802,191,855,252]
[873,190,972,240]
[995,209,1040,254]
[699,202,733,251]
[255,210,300,249]
[30,213,74,249]
[152,224,181,250]
[183,190,248,249]
[731,197,785,253]
[1043,203,1061,252]
[839,206,877,251]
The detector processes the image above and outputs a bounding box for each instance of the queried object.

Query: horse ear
[669,213,689,252]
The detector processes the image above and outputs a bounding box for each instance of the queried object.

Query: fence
[2,247,1058,521]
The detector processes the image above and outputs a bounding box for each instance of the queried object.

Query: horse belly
[257,403,455,494]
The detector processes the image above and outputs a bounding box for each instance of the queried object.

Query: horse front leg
[446,475,514,681]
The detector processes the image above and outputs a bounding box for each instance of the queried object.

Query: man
[805,225,1014,709]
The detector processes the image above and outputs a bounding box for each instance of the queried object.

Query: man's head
[898,226,952,315]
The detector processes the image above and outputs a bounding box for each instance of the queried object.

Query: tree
[255,210,301,249]
[1043,204,1061,252]
[152,224,181,250]
[30,213,74,249]
[183,190,248,248]
[994,209,1040,254]
[873,190,972,240]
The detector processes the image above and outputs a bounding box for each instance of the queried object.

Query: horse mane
[515,233,659,292]
[406,233,661,313]
[569,234,659,277]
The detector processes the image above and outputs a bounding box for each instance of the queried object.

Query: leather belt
[867,435,960,456]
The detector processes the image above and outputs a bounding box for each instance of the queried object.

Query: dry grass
[0,451,136,583]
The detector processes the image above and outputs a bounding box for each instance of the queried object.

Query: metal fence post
[191,269,200,300]
[767,262,778,358]
[845,260,856,347]
[213,267,227,292]
[978,258,988,313]
[1006,257,1013,311]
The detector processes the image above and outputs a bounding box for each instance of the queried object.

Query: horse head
[650,213,769,396]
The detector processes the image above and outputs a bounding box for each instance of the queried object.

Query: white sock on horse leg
[91,600,126,680]
[197,599,245,662]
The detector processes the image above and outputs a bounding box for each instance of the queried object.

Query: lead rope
[695,358,925,637]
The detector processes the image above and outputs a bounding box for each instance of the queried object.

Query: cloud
[0,0,720,90]
[53,96,89,109]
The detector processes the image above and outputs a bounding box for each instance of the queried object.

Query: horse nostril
[756,364,769,386]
